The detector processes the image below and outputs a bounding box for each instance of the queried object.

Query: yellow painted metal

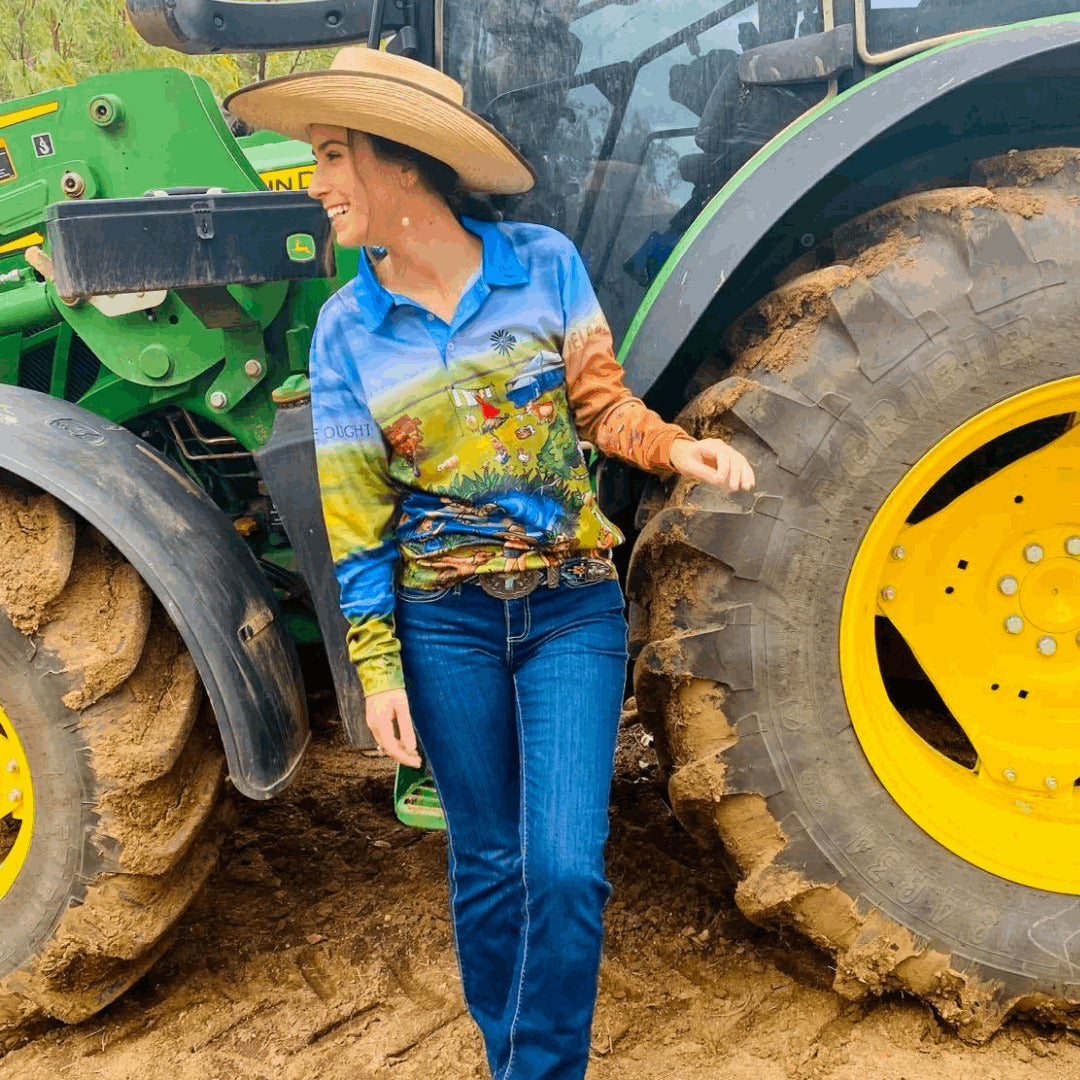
[259,163,315,192]
[0,703,34,899]
[0,232,44,255]
[841,375,1080,893]
[0,137,16,186]
[0,101,59,131]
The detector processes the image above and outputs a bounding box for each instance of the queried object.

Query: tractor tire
[629,148,1080,1040]
[0,477,225,1045]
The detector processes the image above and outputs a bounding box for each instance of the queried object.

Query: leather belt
[473,557,617,600]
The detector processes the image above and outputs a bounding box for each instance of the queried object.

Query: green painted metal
[616,11,1080,365]
[0,70,262,215]
[394,765,447,830]
[0,64,343,481]
[0,75,337,678]
[239,133,315,183]
[0,333,19,385]
[0,280,52,336]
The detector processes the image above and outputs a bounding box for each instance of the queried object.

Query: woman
[225,47,754,1080]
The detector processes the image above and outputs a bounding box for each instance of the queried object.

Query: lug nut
[1005,615,1024,634]
[1024,543,1044,563]
[208,391,228,410]
[7,788,21,803]
[1067,536,1080,556]
[1038,635,1058,656]
[880,586,896,601]
[1046,776,1059,791]
[244,359,264,379]
[998,575,1019,596]
[5,760,17,773]
[1004,768,1017,782]
[891,546,906,560]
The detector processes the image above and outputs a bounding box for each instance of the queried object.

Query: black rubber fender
[623,16,1080,407]
[0,385,308,800]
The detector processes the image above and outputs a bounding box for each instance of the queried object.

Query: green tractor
[4,0,1080,1046]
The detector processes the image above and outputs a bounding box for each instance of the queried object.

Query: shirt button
[426,313,435,322]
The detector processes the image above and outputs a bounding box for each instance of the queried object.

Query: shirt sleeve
[309,322,404,696]
[558,241,693,474]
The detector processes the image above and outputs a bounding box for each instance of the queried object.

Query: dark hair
[349,129,500,221]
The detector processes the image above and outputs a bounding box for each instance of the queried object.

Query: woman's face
[307,125,406,248]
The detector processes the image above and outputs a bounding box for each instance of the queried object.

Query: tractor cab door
[445,0,835,345]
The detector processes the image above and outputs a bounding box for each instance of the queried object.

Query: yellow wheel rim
[0,702,33,899]
[841,374,1080,894]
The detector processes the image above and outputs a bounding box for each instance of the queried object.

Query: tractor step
[393,764,446,830]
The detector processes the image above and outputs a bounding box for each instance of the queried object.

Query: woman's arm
[310,329,420,766]
[558,242,753,490]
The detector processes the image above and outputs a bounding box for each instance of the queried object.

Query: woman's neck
[374,197,483,322]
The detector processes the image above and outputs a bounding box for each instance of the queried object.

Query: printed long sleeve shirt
[310,218,691,695]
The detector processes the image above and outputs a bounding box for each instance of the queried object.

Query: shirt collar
[350,216,528,331]
[465,216,529,287]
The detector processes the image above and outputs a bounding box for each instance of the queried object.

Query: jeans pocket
[397,585,454,603]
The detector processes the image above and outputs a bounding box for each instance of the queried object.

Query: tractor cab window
[866,1,1080,54]
[444,0,831,345]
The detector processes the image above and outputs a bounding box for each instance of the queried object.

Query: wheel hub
[841,375,1080,893]
[0,703,33,900]
[1019,556,1080,633]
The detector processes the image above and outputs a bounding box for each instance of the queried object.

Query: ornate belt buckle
[561,557,617,586]
[581,557,616,583]
[478,569,541,599]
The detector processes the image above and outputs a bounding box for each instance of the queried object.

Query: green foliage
[0,0,335,104]
[535,413,583,476]
[442,467,583,514]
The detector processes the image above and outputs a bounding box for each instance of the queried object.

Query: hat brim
[224,70,535,196]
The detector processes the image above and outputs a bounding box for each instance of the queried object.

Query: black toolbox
[46,189,334,300]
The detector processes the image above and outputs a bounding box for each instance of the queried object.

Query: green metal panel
[0,69,262,218]
[0,67,357,469]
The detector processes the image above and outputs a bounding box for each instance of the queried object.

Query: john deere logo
[286,233,316,263]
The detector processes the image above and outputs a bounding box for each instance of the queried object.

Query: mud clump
[972,147,1080,189]
[39,527,152,711]
[0,486,75,633]
[727,264,856,377]
[725,184,1046,380]
[80,607,203,788]
[676,376,758,444]
[723,233,922,378]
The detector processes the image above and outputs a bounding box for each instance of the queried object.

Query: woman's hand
[669,437,755,491]
[364,688,422,768]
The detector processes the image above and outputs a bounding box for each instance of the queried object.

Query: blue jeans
[395,578,627,1080]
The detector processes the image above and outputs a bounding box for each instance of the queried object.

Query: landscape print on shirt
[309,217,690,693]
[357,324,622,587]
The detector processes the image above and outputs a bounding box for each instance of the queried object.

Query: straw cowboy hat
[224,47,535,195]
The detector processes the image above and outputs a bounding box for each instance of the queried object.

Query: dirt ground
[3,717,1080,1080]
